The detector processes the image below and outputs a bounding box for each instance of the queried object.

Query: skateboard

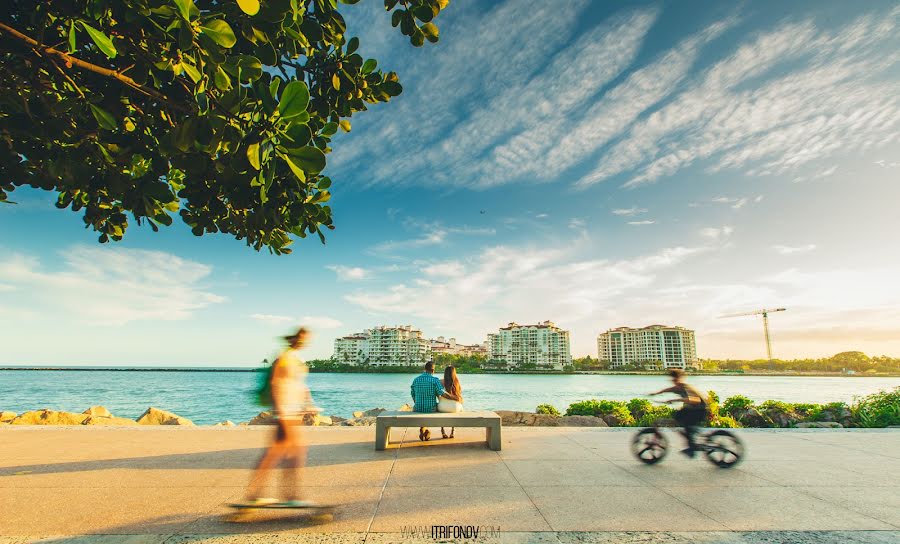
[225,501,335,522]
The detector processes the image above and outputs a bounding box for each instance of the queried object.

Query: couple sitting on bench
[410,361,463,441]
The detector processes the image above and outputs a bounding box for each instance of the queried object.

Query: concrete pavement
[0,426,898,543]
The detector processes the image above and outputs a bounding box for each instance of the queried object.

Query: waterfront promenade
[0,427,898,543]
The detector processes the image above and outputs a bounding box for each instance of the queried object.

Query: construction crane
[719,308,786,361]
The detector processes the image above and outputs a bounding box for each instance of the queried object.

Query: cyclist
[650,368,709,457]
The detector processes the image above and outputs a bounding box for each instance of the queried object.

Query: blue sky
[2,0,899,366]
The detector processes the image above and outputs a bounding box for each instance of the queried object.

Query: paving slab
[524,486,727,532]
[662,486,895,531]
[503,460,647,487]
[793,486,900,527]
[369,486,551,532]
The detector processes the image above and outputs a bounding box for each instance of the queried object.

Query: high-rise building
[333,334,368,364]
[430,336,489,357]
[332,325,431,366]
[597,325,698,369]
[488,321,572,370]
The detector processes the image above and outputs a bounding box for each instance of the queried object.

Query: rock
[761,407,800,428]
[0,411,16,423]
[82,406,112,418]
[600,414,628,427]
[10,409,89,425]
[83,416,140,426]
[344,416,377,426]
[301,413,333,426]
[559,415,608,427]
[797,422,843,428]
[532,414,560,427]
[733,407,774,428]
[398,403,413,412]
[248,411,277,425]
[136,407,194,426]
[214,420,236,426]
[329,415,347,425]
[352,407,385,418]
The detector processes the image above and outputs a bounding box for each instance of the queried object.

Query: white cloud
[874,159,900,168]
[627,220,655,226]
[327,265,371,281]
[773,244,817,255]
[422,261,466,277]
[568,218,586,230]
[578,9,900,188]
[0,247,223,325]
[368,221,494,255]
[300,316,343,330]
[535,213,549,219]
[699,226,735,240]
[612,207,648,216]
[250,313,295,324]
[0,283,15,292]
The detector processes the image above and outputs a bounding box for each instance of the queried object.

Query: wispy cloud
[327,265,371,281]
[699,226,735,240]
[0,247,223,325]
[612,207,648,216]
[578,8,900,188]
[773,244,817,255]
[250,314,295,324]
[250,314,343,329]
[421,261,465,277]
[627,220,656,226]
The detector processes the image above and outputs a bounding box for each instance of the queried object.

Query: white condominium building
[333,325,431,366]
[430,336,489,357]
[333,334,368,364]
[597,325,698,369]
[488,321,572,370]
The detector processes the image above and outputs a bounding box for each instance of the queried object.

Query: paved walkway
[0,427,898,543]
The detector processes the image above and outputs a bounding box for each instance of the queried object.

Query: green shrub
[627,398,652,418]
[710,415,741,428]
[536,404,560,416]
[707,390,720,404]
[707,390,720,418]
[851,387,900,428]
[565,399,635,426]
[635,405,675,427]
[791,403,823,420]
[721,395,754,416]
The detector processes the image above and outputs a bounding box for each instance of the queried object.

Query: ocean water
[1,370,897,425]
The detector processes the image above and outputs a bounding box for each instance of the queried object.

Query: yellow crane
[719,308,786,361]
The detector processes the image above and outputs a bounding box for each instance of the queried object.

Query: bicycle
[631,425,745,468]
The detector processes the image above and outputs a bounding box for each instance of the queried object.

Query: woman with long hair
[438,365,463,439]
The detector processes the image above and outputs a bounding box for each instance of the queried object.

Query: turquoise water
[1,370,897,425]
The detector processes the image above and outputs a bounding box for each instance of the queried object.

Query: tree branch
[0,21,183,109]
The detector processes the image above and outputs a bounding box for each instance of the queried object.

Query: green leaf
[214,66,232,90]
[422,22,439,43]
[284,146,326,173]
[172,0,194,21]
[247,142,261,170]
[380,80,402,96]
[79,22,117,58]
[318,177,332,189]
[200,19,237,48]
[237,0,261,16]
[346,36,359,54]
[412,5,434,22]
[68,21,76,53]
[281,154,307,182]
[283,123,311,146]
[321,122,338,136]
[181,61,201,83]
[278,80,310,119]
[361,58,377,75]
[89,104,117,131]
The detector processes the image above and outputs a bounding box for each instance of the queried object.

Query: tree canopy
[0,0,448,253]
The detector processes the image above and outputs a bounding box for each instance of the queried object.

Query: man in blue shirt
[410,361,453,441]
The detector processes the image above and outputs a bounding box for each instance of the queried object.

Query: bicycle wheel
[704,430,744,468]
[631,428,668,464]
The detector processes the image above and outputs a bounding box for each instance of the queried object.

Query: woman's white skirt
[437,398,463,413]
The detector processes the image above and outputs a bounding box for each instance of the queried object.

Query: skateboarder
[243,327,315,507]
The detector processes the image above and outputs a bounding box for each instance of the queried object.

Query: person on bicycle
[650,368,709,457]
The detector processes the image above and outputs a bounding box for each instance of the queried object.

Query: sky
[2,0,900,366]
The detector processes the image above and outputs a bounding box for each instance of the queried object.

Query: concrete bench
[375,410,502,451]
